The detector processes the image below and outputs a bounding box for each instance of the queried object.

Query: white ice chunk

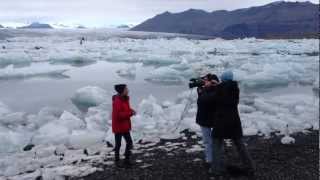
[48,50,98,66]
[0,51,32,67]
[281,136,295,144]
[0,65,68,80]
[0,126,32,154]
[0,112,27,127]
[145,67,185,84]
[85,103,111,132]
[71,86,111,111]
[34,122,70,145]
[58,111,86,131]
[116,64,137,78]
[69,130,105,149]
[33,110,86,146]
[27,107,63,129]
[170,59,190,71]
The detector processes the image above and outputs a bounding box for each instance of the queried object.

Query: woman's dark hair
[204,73,220,82]
[114,84,127,94]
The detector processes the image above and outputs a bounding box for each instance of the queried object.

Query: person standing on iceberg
[207,71,255,177]
[196,74,220,169]
[112,84,136,167]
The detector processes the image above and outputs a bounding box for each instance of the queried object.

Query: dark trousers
[211,137,254,173]
[114,132,133,160]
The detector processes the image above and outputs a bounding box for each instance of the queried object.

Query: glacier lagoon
[0,29,318,112]
[0,29,318,179]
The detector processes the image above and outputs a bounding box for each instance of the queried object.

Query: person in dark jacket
[202,71,255,177]
[196,73,219,167]
[112,84,136,167]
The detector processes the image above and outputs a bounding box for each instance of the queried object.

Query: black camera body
[189,78,205,88]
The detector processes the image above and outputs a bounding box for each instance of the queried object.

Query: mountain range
[19,22,53,29]
[131,1,319,39]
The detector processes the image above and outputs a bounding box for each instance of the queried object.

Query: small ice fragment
[281,136,295,144]
[281,125,295,145]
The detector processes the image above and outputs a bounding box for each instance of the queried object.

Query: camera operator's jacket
[112,95,134,133]
[198,81,243,139]
[196,86,217,127]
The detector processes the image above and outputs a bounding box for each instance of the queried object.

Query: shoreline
[77,130,319,180]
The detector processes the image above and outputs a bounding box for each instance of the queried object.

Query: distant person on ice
[80,37,85,45]
[205,71,255,177]
[196,74,219,169]
[112,84,136,167]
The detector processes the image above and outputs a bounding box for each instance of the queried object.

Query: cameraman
[209,71,255,177]
[196,73,219,168]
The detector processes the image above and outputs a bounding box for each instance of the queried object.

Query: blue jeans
[200,126,213,163]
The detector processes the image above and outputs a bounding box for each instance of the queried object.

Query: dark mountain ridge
[131,1,319,39]
[19,22,53,29]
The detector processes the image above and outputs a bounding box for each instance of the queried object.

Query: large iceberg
[71,86,111,112]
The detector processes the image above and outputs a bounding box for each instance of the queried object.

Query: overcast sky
[0,0,318,27]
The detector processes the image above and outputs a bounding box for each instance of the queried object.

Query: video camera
[188,73,219,89]
[188,77,205,89]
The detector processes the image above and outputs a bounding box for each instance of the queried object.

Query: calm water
[0,60,316,114]
[0,61,187,113]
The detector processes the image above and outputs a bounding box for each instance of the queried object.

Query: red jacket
[112,95,133,133]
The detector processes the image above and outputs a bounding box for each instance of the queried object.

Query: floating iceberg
[145,67,185,84]
[116,64,137,79]
[71,86,111,112]
[170,59,190,71]
[48,50,98,67]
[0,65,69,80]
[0,51,32,68]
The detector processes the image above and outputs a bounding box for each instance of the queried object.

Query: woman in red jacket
[112,84,136,167]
